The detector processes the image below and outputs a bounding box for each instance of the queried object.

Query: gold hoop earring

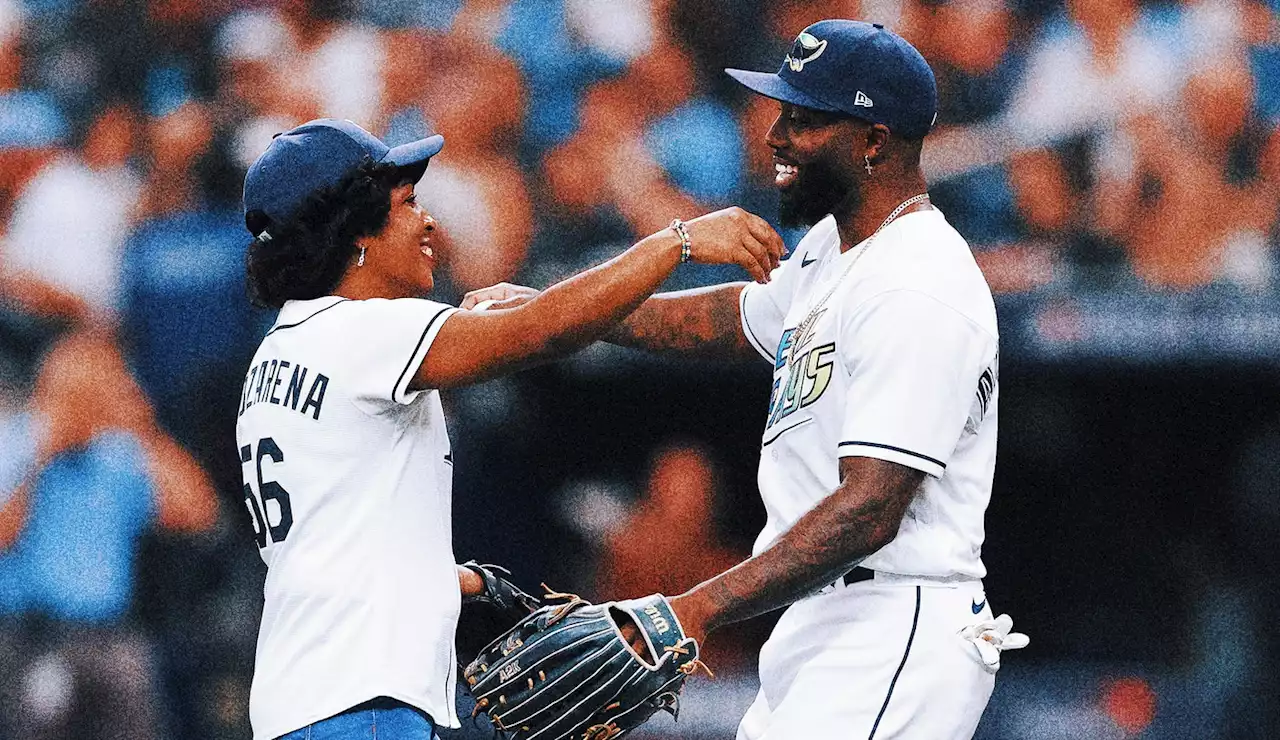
[864,156,874,176]
[358,247,366,267]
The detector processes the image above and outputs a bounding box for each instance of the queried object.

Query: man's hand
[682,207,784,284]
[617,593,710,658]
[460,282,540,310]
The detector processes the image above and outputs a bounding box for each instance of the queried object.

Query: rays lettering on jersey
[766,328,835,431]
[966,350,998,433]
[976,364,995,418]
[238,357,329,420]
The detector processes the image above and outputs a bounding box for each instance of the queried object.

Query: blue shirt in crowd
[118,209,271,411]
[0,420,156,624]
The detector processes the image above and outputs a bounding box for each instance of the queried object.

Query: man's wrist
[671,589,717,637]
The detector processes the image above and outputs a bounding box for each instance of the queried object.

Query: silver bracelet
[670,218,692,263]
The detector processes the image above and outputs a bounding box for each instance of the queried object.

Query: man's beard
[778,158,857,228]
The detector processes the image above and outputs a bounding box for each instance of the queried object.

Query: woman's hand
[460,282,541,310]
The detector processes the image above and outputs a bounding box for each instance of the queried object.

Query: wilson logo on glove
[642,605,670,634]
[464,591,707,740]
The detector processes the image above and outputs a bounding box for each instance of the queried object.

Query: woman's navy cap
[727,20,938,139]
[243,118,444,226]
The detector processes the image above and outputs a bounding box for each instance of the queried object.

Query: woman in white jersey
[235,119,783,740]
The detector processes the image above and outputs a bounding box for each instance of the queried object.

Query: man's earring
[358,247,366,267]
[864,155,874,176]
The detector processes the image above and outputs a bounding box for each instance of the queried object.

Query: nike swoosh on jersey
[972,598,986,614]
[801,255,817,267]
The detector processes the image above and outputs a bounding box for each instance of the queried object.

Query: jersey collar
[269,296,350,335]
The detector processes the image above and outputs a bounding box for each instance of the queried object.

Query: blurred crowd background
[0,0,1277,738]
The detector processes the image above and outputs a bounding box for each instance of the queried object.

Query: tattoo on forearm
[698,464,921,630]
[606,285,751,358]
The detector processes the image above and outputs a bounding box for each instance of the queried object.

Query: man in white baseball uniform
[235,119,783,740]
[596,19,1027,739]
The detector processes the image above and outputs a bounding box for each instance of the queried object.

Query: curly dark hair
[245,159,408,308]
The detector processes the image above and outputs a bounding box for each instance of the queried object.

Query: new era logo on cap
[855,91,873,107]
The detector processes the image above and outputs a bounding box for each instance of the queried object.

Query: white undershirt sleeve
[836,289,997,478]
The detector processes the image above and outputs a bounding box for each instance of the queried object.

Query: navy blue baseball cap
[243,118,444,227]
[727,20,938,139]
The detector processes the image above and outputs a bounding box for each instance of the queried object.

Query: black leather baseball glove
[456,561,542,665]
[463,592,704,740]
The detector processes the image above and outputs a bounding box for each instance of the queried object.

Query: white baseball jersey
[235,296,461,740]
[740,210,999,579]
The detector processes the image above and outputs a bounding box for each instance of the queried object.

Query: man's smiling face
[765,102,865,228]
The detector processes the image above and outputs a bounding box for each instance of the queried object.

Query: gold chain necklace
[785,193,931,367]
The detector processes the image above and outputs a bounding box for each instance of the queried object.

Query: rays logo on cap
[785,32,827,72]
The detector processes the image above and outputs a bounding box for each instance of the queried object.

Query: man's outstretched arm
[605,283,758,360]
[669,456,924,643]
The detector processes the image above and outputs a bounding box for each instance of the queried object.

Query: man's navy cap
[726,20,938,139]
[243,118,444,226]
